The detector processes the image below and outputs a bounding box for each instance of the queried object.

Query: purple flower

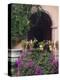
[16,58,23,68]
[35,66,43,75]
[51,59,58,74]
[20,53,26,59]
[52,59,58,66]
[25,59,34,68]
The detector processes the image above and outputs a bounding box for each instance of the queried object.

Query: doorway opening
[28,11,52,41]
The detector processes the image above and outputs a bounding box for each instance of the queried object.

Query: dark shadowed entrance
[28,11,52,41]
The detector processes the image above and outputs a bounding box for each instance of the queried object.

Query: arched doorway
[28,11,52,41]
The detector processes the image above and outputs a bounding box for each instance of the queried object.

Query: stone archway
[27,10,52,41]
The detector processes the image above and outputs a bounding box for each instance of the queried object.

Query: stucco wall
[41,5,59,42]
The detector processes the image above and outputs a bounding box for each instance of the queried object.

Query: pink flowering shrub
[15,48,58,76]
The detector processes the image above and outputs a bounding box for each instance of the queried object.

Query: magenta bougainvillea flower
[16,58,23,67]
[34,66,43,75]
